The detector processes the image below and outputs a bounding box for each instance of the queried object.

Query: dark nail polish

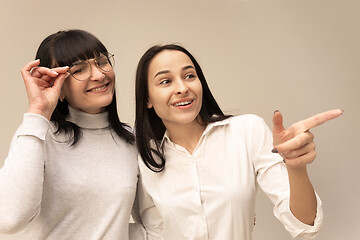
[273,110,279,115]
[271,147,278,153]
[283,158,286,163]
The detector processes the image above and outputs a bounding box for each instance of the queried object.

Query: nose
[174,79,189,95]
[88,61,105,81]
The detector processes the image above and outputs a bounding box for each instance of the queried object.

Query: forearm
[287,165,317,225]
[0,114,47,232]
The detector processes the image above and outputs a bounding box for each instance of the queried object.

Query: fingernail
[283,158,286,163]
[51,71,59,75]
[65,72,70,78]
[341,109,344,113]
[273,110,279,115]
[271,147,278,153]
[62,66,69,69]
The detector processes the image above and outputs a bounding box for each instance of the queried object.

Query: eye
[159,79,170,85]
[70,65,87,75]
[185,73,196,79]
[97,57,110,67]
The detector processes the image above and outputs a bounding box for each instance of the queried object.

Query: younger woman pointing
[134,44,342,240]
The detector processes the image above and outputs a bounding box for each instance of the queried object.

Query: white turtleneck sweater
[0,107,142,240]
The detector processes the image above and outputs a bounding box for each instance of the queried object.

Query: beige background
[0,0,359,239]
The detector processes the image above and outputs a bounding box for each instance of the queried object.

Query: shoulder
[230,114,263,122]
[111,131,137,151]
[227,114,267,129]
[206,114,267,134]
[223,115,272,142]
[205,114,269,142]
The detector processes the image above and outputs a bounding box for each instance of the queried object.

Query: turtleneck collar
[67,106,109,129]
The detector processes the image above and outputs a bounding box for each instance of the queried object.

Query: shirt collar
[160,117,232,147]
[160,130,171,148]
[67,106,109,129]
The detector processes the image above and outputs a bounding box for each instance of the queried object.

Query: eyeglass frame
[67,52,115,81]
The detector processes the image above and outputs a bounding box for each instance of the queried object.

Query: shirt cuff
[278,192,323,239]
[17,113,51,141]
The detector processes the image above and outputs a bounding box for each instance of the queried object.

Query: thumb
[272,110,285,134]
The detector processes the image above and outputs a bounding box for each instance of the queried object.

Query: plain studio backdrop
[0,0,359,239]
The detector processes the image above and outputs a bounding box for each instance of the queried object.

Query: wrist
[286,164,308,177]
[27,107,51,120]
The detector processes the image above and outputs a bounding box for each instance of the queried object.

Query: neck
[67,106,109,129]
[165,118,206,154]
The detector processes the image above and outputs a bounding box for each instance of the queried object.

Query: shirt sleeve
[0,113,49,233]
[137,159,163,240]
[248,115,323,239]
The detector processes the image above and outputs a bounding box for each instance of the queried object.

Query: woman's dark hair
[36,29,134,145]
[135,44,230,172]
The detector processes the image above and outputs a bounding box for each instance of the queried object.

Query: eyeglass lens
[69,53,114,81]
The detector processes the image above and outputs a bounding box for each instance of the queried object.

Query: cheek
[195,82,203,102]
[147,86,160,108]
[63,80,85,99]
[148,94,167,116]
[148,95,162,111]
[107,72,116,83]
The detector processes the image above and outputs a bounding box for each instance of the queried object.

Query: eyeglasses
[68,53,115,81]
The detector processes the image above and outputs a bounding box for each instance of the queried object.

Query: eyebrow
[71,59,88,67]
[153,65,195,78]
[71,54,103,67]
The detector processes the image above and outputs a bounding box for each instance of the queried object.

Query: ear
[59,90,66,102]
[146,99,153,109]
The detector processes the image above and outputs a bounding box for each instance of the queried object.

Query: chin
[101,94,114,105]
[176,115,200,125]
[91,98,114,113]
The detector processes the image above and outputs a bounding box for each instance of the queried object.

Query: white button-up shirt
[138,115,323,240]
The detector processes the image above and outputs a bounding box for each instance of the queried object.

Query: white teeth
[174,100,192,107]
[89,85,107,92]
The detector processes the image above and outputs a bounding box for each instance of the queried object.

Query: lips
[172,99,194,108]
[86,83,109,92]
[173,100,193,107]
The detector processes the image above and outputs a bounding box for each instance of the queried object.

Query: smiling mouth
[173,100,194,107]
[87,83,109,92]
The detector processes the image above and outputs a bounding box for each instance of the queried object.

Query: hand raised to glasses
[272,109,343,168]
[21,60,69,120]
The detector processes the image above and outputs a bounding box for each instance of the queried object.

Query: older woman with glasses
[0,29,144,239]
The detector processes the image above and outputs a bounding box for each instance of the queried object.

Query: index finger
[21,60,58,80]
[297,109,343,132]
[21,59,40,77]
[51,66,69,74]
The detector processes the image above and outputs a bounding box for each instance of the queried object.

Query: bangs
[52,30,108,67]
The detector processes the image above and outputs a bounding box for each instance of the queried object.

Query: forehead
[148,50,194,74]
